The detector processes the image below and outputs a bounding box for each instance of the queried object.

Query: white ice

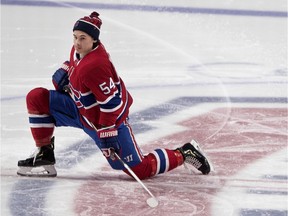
[1,0,287,215]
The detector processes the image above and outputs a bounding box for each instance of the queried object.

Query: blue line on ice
[1,0,287,18]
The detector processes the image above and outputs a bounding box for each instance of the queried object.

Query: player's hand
[52,61,69,92]
[97,127,120,159]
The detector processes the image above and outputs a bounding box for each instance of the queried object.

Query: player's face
[73,30,95,57]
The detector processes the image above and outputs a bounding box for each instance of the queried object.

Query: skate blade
[183,163,197,174]
[190,139,215,172]
[17,165,57,177]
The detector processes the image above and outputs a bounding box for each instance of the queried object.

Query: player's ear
[92,40,98,49]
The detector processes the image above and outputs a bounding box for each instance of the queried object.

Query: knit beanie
[73,11,102,40]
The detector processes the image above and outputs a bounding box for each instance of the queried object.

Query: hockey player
[17,12,211,178]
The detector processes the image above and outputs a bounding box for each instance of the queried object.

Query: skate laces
[30,147,41,166]
[183,141,205,169]
[185,155,202,169]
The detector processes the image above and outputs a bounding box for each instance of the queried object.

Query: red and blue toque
[73,11,102,40]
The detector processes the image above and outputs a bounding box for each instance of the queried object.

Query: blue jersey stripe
[100,95,122,111]
[80,92,97,108]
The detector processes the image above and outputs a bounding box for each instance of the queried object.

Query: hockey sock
[125,149,184,180]
[26,87,55,147]
[150,148,184,175]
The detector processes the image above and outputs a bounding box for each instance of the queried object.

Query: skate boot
[17,137,57,177]
[177,140,211,175]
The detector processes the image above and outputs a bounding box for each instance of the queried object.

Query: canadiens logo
[68,83,98,109]
[68,83,83,108]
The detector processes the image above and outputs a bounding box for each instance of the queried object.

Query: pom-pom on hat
[73,12,102,40]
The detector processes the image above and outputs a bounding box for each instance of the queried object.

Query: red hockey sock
[124,149,184,180]
[150,148,184,174]
[30,127,54,147]
[26,87,55,147]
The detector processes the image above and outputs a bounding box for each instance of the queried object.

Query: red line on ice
[74,107,287,215]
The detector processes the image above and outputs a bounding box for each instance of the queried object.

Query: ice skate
[178,140,211,175]
[17,137,57,177]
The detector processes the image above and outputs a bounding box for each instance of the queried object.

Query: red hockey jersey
[67,42,133,129]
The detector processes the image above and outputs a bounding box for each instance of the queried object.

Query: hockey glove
[52,61,69,92]
[97,127,120,159]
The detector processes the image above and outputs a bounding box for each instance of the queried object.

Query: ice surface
[1,0,287,215]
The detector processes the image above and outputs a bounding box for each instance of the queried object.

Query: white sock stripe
[152,149,170,174]
[151,150,161,175]
[162,149,170,173]
[29,114,50,118]
[30,123,55,128]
